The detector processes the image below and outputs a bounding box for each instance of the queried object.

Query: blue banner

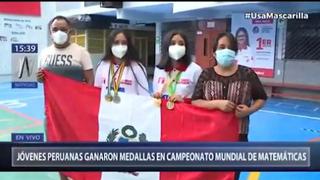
[11,133,44,143]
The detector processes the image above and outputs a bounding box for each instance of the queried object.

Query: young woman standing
[95,29,150,100]
[153,30,202,109]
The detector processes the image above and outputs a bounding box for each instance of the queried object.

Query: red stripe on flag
[0,2,41,16]
[160,100,239,180]
[43,70,101,180]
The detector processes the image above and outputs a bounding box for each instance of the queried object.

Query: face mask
[111,44,128,59]
[169,44,186,61]
[215,48,236,68]
[52,30,68,45]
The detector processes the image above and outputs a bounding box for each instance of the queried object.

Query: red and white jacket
[152,62,202,103]
[94,61,149,96]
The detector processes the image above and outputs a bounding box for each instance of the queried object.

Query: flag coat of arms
[44,70,239,180]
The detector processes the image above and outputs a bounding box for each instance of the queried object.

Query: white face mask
[111,44,128,59]
[169,44,186,61]
[52,30,68,45]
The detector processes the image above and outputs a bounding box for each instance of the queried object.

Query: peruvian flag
[43,70,239,180]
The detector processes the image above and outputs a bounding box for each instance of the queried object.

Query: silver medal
[113,93,121,104]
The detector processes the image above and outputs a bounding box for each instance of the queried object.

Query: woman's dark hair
[235,27,250,46]
[48,15,72,30]
[212,32,238,53]
[103,29,139,63]
[99,29,148,94]
[157,30,192,69]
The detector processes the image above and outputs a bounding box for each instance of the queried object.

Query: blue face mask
[215,48,236,68]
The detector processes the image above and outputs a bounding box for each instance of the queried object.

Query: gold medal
[166,71,181,111]
[166,101,174,110]
[105,94,113,102]
[109,62,124,104]
[154,98,161,106]
[113,93,121,104]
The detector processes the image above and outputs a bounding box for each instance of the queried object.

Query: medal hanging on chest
[105,93,113,102]
[105,62,125,103]
[105,64,113,102]
[166,70,182,110]
[113,93,121,103]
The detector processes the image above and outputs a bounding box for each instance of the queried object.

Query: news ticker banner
[1,142,320,171]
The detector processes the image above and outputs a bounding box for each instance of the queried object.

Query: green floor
[0,109,59,180]
[0,109,42,141]
[0,172,59,180]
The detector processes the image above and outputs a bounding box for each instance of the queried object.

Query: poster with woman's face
[235,27,255,68]
[232,13,276,78]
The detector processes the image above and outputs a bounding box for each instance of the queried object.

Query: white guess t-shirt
[38,43,93,70]
[152,62,202,99]
[94,61,150,96]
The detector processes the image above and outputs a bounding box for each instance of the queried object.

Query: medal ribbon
[110,62,125,95]
[165,70,182,97]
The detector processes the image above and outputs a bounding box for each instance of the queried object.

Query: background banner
[232,13,276,78]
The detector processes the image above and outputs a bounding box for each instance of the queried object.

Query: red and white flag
[44,70,239,180]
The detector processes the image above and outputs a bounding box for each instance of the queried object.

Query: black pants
[234,134,248,180]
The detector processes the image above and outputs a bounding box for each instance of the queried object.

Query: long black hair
[99,29,149,95]
[102,29,139,64]
[235,27,250,46]
[157,30,192,69]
